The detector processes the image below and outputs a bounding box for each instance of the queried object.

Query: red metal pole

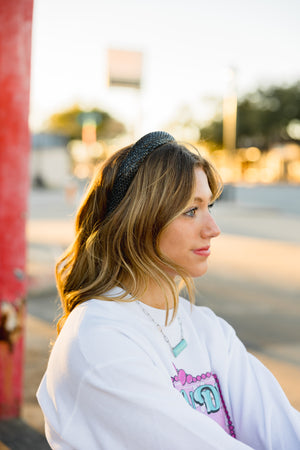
[0,0,34,418]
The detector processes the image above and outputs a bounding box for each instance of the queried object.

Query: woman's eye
[184,207,197,217]
[208,203,215,212]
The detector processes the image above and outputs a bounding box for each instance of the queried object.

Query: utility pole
[223,67,237,152]
[0,0,34,418]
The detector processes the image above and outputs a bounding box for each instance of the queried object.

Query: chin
[189,263,208,278]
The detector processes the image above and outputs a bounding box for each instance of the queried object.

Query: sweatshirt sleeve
[216,315,300,450]
[40,326,253,450]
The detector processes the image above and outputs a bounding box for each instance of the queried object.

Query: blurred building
[30,133,70,188]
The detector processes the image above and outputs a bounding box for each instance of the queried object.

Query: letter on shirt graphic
[193,385,221,413]
[180,389,197,409]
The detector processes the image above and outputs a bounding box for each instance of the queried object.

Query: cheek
[159,225,187,258]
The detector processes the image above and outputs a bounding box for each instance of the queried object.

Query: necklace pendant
[172,338,187,357]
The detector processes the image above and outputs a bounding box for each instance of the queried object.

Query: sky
[29,0,300,136]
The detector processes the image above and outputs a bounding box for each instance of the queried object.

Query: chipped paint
[0,299,24,352]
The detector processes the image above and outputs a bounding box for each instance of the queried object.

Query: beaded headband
[107,131,175,216]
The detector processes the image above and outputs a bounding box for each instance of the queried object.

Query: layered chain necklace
[136,301,188,357]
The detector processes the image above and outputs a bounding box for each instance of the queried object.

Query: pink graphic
[171,366,236,438]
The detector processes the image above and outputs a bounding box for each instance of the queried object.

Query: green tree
[200,82,300,149]
[44,105,125,140]
[199,119,223,148]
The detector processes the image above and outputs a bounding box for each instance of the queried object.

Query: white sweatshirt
[37,288,300,449]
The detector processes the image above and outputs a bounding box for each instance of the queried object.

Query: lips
[192,246,210,257]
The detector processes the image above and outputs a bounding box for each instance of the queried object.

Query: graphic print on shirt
[171,366,236,437]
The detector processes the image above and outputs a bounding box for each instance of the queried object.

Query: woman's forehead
[192,168,212,201]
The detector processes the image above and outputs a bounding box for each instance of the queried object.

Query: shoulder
[56,297,158,368]
[179,296,236,340]
[179,295,219,321]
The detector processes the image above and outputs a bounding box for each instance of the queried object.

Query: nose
[200,212,221,239]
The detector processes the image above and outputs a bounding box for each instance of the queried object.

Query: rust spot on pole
[0,299,24,352]
[13,268,25,281]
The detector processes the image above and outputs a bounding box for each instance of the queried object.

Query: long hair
[56,141,223,332]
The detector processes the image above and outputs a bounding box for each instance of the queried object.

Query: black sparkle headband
[107,131,175,216]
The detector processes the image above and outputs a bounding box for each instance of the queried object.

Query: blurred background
[24,0,300,436]
[30,0,300,186]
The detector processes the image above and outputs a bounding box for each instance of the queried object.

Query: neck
[123,277,176,309]
[144,278,177,309]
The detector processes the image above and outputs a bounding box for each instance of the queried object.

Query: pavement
[1,187,300,448]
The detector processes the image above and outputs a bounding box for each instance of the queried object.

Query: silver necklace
[136,301,187,357]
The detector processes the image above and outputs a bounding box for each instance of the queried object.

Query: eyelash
[184,207,198,217]
[184,203,214,217]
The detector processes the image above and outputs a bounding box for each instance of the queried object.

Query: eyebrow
[194,195,213,203]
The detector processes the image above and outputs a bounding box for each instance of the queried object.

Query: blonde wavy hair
[56,140,223,332]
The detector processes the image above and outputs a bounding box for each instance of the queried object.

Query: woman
[37,131,300,449]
